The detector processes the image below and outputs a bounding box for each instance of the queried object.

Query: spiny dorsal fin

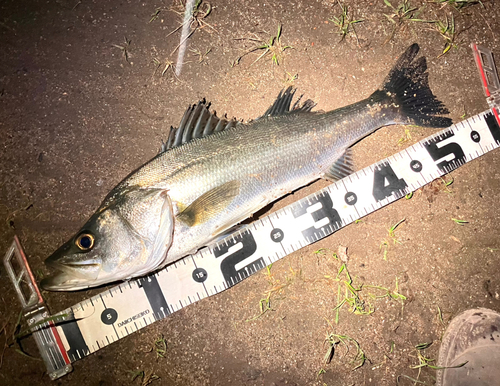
[159,100,239,153]
[158,88,317,153]
[259,87,317,119]
[324,149,355,182]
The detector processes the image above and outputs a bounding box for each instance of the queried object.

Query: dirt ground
[1,0,500,385]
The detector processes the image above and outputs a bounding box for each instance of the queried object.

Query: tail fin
[377,44,452,128]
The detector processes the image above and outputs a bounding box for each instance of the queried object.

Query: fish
[41,44,452,291]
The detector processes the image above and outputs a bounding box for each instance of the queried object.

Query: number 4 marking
[372,162,408,202]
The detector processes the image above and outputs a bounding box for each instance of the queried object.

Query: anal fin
[177,180,241,227]
[324,149,354,182]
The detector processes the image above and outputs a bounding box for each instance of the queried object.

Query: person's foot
[437,308,500,386]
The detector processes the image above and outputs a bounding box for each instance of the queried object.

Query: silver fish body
[144,101,401,264]
[42,44,452,290]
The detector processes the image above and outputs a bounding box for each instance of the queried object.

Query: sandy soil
[1,0,500,385]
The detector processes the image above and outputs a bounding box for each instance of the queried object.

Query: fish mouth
[41,270,95,291]
[42,253,102,291]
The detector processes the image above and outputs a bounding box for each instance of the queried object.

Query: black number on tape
[292,192,341,240]
[410,160,422,172]
[270,228,284,243]
[214,231,264,284]
[485,112,500,144]
[192,268,208,283]
[372,162,408,202]
[344,192,357,205]
[101,308,118,325]
[424,130,466,172]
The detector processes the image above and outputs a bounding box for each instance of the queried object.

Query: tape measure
[4,44,500,380]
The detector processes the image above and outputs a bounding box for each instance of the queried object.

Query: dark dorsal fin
[159,88,317,153]
[159,100,239,153]
[259,86,317,119]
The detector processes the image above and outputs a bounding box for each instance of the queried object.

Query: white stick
[175,0,195,76]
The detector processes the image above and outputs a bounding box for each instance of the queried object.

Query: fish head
[41,188,174,291]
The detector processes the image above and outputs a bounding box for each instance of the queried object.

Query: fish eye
[76,233,95,251]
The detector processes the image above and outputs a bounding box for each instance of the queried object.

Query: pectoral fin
[177,180,241,227]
